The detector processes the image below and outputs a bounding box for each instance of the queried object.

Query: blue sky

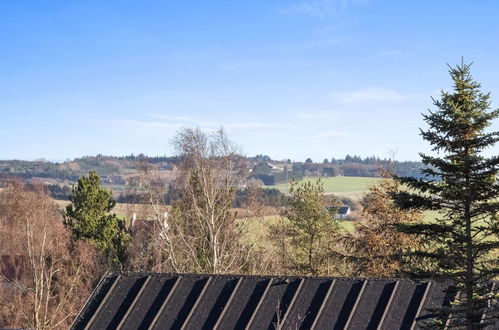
[2,0,499,162]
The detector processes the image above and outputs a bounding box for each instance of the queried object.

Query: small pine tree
[285,179,340,276]
[65,170,130,267]
[395,62,499,328]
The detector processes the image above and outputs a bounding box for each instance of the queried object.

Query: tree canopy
[65,170,129,267]
[395,62,499,328]
[285,179,340,276]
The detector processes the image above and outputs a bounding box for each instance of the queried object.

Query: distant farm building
[330,206,351,219]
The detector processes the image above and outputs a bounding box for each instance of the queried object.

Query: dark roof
[71,273,497,330]
[329,206,350,215]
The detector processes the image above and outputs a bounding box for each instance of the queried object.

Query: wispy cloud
[377,50,402,56]
[294,110,339,120]
[314,130,346,140]
[223,122,297,136]
[115,119,184,132]
[279,37,344,51]
[376,49,414,56]
[330,87,427,103]
[147,114,198,122]
[224,122,276,130]
[279,0,365,51]
[110,117,293,139]
[219,60,266,71]
[282,0,368,19]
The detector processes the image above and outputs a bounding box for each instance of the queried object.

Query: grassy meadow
[269,176,381,200]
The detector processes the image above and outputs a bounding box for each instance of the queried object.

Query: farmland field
[269,176,381,200]
[241,215,356,248]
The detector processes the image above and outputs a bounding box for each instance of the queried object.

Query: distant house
[266,162,282,171]
[329,206,351,219]
[70,272,499,329]
[101,175,126,185]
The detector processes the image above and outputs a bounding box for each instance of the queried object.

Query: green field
[269,176,381,200]
[241,215,356,248]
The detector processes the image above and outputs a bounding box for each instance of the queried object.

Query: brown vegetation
[342,172,422,277]
[0,180,101,329]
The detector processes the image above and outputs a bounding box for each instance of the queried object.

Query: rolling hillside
[269,176,381,200]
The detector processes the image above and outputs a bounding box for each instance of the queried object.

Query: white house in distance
[329,206,351,220]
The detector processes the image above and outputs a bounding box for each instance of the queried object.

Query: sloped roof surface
[329,206,350,215]
[71,273,496,330]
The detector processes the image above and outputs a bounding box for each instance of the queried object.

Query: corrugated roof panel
[348,280,397,329]
[71,273,498,330]
[87,274,146,330]
[116,275,152,329]
[280,278,331,329]
[119,275,178,329]
[378,280,421,329]
[309,279,337,329]
[415,281,455,329]
[182,276,239,330]
[218,277,270,329]
[150,276,209,329]
[246,278,301,329]
[312,278,365,329]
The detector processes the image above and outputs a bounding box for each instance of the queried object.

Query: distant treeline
[0,161,80,181]
[46,184,72,200]
[249,155,425,185]
[0,154,425,188]
[0,154,176,182]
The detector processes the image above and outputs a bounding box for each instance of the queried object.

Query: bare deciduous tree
[0,181,100,329]
[170,127,249,273]
[125,159,178,272]
[126,128,251,274]
[240,183,266,218]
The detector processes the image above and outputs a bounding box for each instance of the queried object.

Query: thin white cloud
[330,87,427,103]
[314,130,346,140]
[225,122,275,130]
[112,117,294,138]
[294,110,339,120]
[377,50,402,56]
[147,113,198,122]
[224,122,297,136]
[313,24,338,35]
[282,0,368,19]
[376,50,414,57]
[280,37,344,51]
[116,119,184,132]
[219,60,266,71]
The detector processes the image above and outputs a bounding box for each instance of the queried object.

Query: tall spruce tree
[395,62,499,329]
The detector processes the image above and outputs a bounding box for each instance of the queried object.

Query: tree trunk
[464,154,474,330]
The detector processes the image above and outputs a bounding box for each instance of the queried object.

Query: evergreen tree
[284,179,340,276]
[395,62,499,328]
[65,170,130,267]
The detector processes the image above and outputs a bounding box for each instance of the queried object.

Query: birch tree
[0,182,99,329]
[171,127,249,273]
